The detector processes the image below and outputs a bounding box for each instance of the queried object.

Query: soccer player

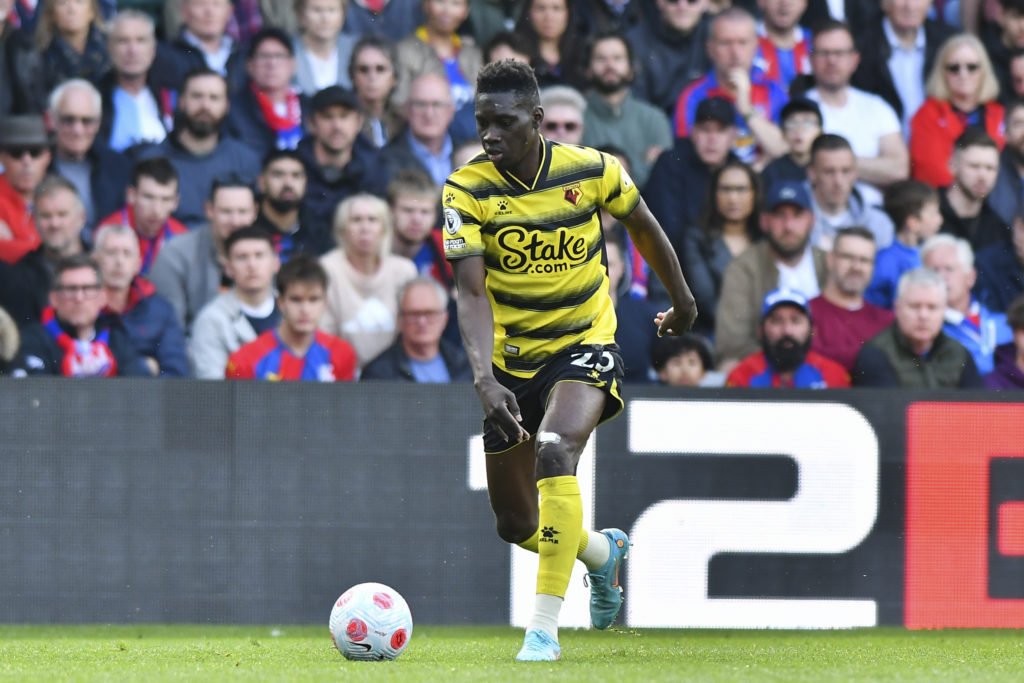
[443,60,697,662]
[225,253,357,381]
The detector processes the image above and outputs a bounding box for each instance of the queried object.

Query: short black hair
[131,156,178,189]
[585,30,633,69]
[348,34,396,82]
[811,19,855,47]
[484,30,531,63]
[810,132,853,161]
[209,173,256,202]
[954,127,998,152]
[261,148,305,171]
[477,59,540,108]
[276,252,327,294]
[780,97,823,126]
[1001,0,1024,14]
[224,225,273,256]
[180,67,226,96]
[247,26,294,59]
[53,253,102,288]
[650,334,714,372]
[883,179,938,229]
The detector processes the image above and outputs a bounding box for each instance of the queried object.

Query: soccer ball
[329,582,413,661]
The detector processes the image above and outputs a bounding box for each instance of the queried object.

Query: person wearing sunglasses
[910,33,1005,188]
[0,115,51,265]
[538,85,585,144]
[348,35,404,148]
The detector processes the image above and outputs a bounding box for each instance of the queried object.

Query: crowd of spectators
[1,0,1024,391]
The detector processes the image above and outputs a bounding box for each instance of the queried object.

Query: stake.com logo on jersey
[496,226,588,274]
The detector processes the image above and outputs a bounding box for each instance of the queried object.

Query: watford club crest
[563,183,583,206]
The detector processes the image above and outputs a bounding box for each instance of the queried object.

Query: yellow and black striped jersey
[442,138,640,378]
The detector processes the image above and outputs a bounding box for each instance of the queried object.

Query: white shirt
[807,87,902,159]
[183,30,233,75]
[776,247,820,299]
[306,48,339,91]
[883,19,926,139]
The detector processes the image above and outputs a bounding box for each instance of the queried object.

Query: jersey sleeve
[441,178,485,261]
[600,152,641,220]
[225,348,255,380]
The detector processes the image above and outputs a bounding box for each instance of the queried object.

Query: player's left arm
[619,198,698,336]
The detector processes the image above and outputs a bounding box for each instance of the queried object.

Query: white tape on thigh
[537,431,562,445]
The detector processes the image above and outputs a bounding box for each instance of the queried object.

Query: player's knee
[495,515,536,545]
[535,431,576,476]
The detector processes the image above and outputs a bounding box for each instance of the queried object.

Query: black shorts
[483,343,625,454]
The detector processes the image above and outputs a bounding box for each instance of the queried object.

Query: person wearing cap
[137,69,261,229]
[853,266,983,388]
[805,20,909,196]
[760,97,822,193]
[726,287,850,387]
[805,134,895,251]
[227,28,309,162]
[714,179,827,373]
[808,226,894,372]
[580,31,673,190]
[644,95,739,285]
[673,8,788,168]
[297,84,389,254]
[0,115,50,264]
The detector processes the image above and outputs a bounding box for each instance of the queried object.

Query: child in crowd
[650,334,725,387]
[864,180,943,309]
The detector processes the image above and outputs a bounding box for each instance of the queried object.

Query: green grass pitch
[2,625,1024,682]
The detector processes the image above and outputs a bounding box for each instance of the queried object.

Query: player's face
[923,243,974,307]
[475,91,542,173]
[94,231,141,290]
[398,283,447,348]
[658,350,705,387]
[895,283,946,349]
[226,239,279,294]
[828,234,876,297]
[51,266,106,331]
[279,281,327,336]
[35,188,85,254]
[127,176,180,238]
[392,194,437,244]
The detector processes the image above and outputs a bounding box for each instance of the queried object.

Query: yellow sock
[517,527,540,553]
[536,475,583,598]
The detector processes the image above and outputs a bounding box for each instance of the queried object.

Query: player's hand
[654,300,698,337]
[476,377,528,444]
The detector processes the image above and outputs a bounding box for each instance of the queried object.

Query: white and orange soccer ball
[329,582,413,661]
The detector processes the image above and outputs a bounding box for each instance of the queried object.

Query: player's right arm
[452,256,527,444]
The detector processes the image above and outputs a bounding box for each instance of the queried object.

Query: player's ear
[533,106,544,129]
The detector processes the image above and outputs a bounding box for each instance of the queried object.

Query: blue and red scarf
[42,307,117,377]
[253,85,303,150]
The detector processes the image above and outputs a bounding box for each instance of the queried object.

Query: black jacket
[225,85,310,162]
[48,143,133,233]
[11,314,151,377]
[0,247,54,327]
[360,338,472,382]
[0,23,46,115]
[851,17,954,121]
[939,189,1010,253]
[154,33,248,96]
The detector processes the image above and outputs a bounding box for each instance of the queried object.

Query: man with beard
[727,288,850,387]
[253,150,310,262]
[139,69,261,229]
[808,226,893,372]
[715,180,828,373]
[580,31,673,190]
[939,129,1009,252]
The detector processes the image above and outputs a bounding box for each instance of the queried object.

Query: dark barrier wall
[1,380,1022,627]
